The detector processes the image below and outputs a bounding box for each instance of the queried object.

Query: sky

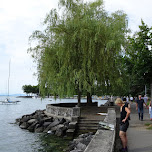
[0,0,152,95]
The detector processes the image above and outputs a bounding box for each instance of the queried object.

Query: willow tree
[28,0,128,105]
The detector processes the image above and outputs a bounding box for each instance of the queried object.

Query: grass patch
[147,126,152,130]
[145,123,152,130]
[145,123,151,126]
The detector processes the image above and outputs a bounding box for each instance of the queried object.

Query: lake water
[0,96,107,152]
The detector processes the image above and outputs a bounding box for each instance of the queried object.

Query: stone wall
[46,104,80,121]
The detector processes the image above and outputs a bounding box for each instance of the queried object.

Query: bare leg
[119,131,127,148]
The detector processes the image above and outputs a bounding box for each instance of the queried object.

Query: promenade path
[79,103,152,152]
[127,102,152,152]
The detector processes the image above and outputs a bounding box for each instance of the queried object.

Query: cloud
[104,0,152,32]
[0,0,58,94]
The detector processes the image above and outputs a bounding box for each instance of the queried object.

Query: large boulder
[22,115,31,122]
[43,122,52,128]
[19,122,29,129]
[66,132,94,152]
[59,118,66,124]
[46,119,60,129]
[28,119,37,124]
[55,124,67,136]
[43,117,53,122]
[27,122,38,132]
[35,126,44,133]
[63,121,70,128]
[76,143,87,151]
[76,142,86,151]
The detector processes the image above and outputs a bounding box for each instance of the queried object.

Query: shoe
[125,147,128,152]
[141,119,143,121]
[119,148,127,152]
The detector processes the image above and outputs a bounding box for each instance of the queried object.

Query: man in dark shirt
[136,95,147,121]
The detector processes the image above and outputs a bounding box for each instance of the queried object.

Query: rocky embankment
[16,109,94,152]
[65,132,94,152]
[16,110,70,137]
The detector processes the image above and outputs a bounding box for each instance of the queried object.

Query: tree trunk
[87,92,92,106]
[77,90,81,107]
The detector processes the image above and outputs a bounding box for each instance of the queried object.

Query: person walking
[130,96,133,103]
[115,98,131,152]
[143,95,148,105]
[126,96,129,103]
[149,101,152,120]
[136,95,147,121]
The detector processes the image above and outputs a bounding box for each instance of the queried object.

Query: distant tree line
[22,85,39,95]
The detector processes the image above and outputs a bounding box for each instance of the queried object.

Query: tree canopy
[28,0,129,102]
[124,20,152,98]
[22,85,39,95]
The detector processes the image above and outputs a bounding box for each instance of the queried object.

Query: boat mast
[8,59,11,97]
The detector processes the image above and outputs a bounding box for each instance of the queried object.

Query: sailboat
[0,60,21,104]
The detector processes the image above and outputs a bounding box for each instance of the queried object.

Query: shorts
[120,122,129,132]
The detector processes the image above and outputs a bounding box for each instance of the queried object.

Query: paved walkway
[127,103,152,152]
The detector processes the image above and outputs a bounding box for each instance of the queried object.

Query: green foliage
[145,123,151,126]
[28,0,129,98]
[145,123,152,130]
[22,85,39,95]
[125,20,152,96]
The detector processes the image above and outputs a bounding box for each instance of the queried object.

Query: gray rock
[59,118,66,124]
[35,124,40,129]
[80,137,92,146]
[43,122,52,127]
[35,126,44,133]
[76,143,86,151]
[22,115,31,122]
[43,117,53,122]
[55,124,67,136]
[43,127,51,133]
[73,138,83,145]
[27,122,38,132]
[28,119,37,124]
[47,119,60,128]
[19,122,29,129]
[51,126,58,133]
[68,143,75,151]
[64,122,69,128]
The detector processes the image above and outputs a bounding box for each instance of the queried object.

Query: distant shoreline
[16,96,33,98]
